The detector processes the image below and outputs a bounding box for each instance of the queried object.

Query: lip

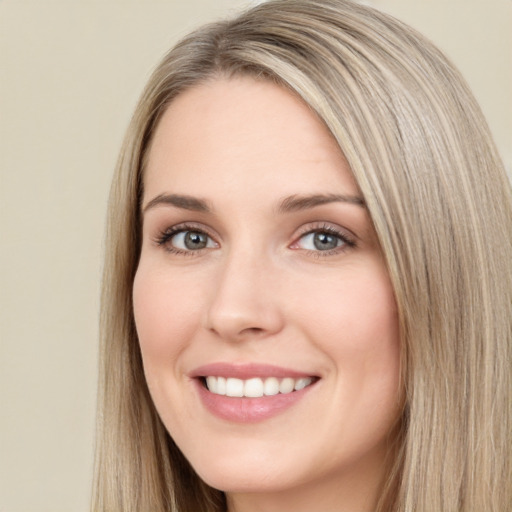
[189,362,314,379]
[189,363,319,423]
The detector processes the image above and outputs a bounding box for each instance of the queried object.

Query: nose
[204,250,284,342]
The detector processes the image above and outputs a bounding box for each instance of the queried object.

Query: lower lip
[194,379,316,423]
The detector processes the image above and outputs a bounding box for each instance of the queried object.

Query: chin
[190,455,299,494]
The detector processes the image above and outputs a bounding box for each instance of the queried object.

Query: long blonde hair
[92,1,512,510]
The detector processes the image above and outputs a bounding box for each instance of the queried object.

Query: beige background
[1,1,510,511]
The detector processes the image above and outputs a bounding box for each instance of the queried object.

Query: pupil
[314,232,338,250]
[184,231,207,250]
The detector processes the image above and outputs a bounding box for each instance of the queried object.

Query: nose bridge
[205,241,283,341]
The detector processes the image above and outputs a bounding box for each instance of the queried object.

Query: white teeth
[217,376,226,395]
[264,377,280,396]
[294,377,312,391]
[205,376,314,397]
[206,376,216,392]
[279,377,295,393]
[244,378,264,397]
[226,377,244,397]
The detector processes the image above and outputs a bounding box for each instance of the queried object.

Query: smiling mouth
[202,376,317,398]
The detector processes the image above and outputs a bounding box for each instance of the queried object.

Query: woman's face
[134,77,401,509]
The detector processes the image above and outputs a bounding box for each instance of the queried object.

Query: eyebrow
[143,193,212,214]
[277,193,365,213]
[142,192,365,215]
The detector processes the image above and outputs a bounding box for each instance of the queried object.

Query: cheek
[300,266,398,354]
[297,264,401,409]
[132,265,203,372]
[312,272,402,454]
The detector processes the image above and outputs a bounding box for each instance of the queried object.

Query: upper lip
[189,362,317,380]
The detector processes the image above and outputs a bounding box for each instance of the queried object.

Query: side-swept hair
[92,1,512,510]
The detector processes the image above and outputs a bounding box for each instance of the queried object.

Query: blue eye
[298,231,344,251]
[293,227,355,254]
[157,227,217,253]
[171,231,215,250]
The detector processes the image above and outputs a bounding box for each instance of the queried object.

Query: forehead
[144,76,358,201]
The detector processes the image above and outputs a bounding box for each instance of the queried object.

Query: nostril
[245,327,264,334]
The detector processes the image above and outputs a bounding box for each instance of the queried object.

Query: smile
[190,363,320,422]
[204,376,314,397]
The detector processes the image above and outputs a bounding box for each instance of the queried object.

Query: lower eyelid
[152,223,354,255]
[153,225,219,255]
[291,226,355,250]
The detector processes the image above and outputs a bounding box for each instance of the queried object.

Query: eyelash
[153,222,356,257]
[292,223,356,257]
[154,223,216,256]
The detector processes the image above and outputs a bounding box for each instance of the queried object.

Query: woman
[92,1,512,511]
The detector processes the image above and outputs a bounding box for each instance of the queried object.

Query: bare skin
[134,76,401,512]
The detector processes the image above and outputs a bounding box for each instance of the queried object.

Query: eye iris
[313,232,339,250]
[184,231,208,250]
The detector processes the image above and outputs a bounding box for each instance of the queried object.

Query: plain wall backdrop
[1,1,510,511]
